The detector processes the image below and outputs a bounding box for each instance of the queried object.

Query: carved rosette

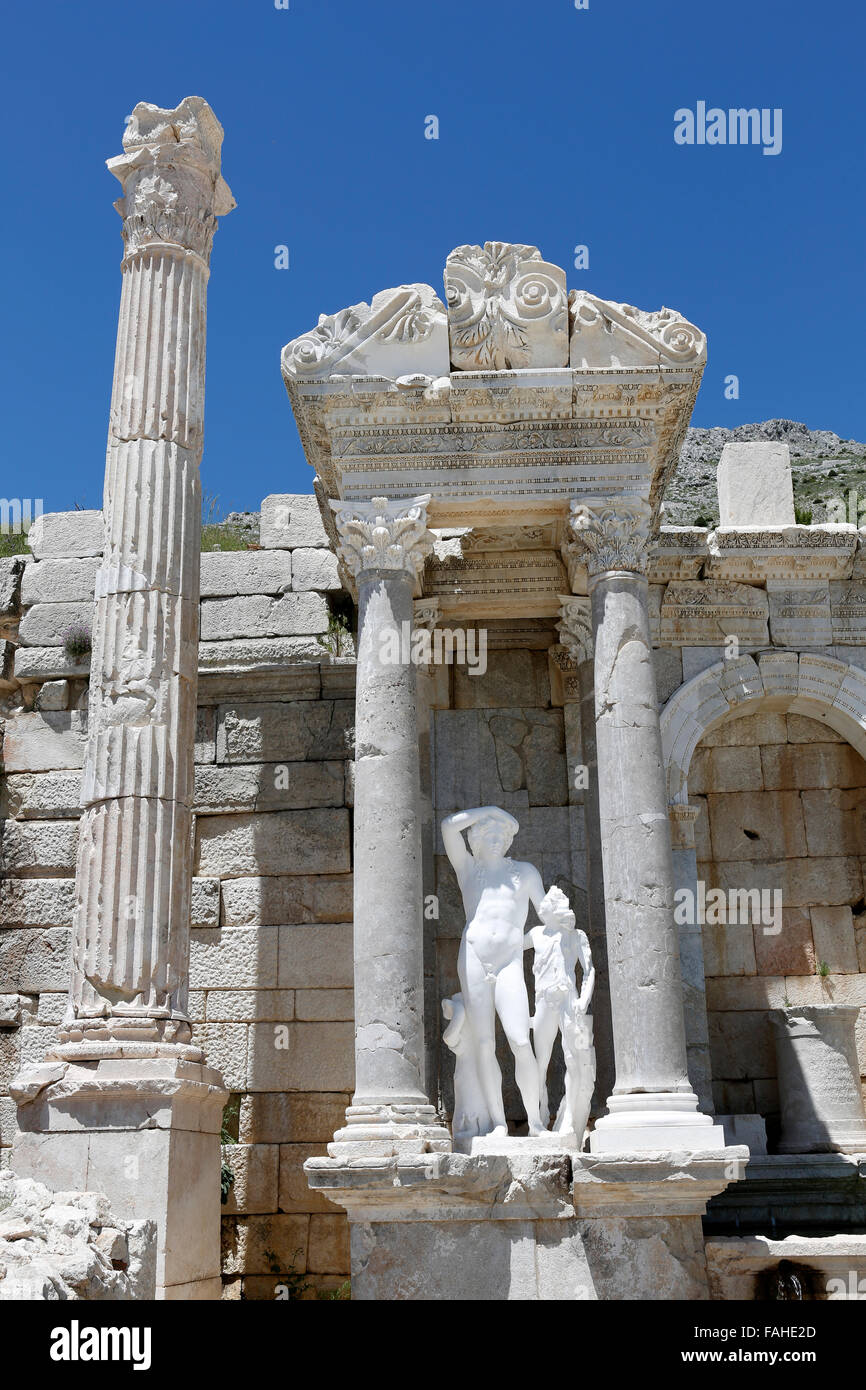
[567,498,652,578]
[556,595,594,664]
[445,241,568,370]
[330,496,433,582]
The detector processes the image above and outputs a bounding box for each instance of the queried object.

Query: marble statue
[441,993,492,1145]
[441,806,547,1137]
[528,886,596,1142]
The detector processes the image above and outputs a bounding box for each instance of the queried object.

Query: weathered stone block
[246,1021,353,1092]
[3,770,84,819]
[0,557,24,619]
[0,1031,22,1089]
[810,906,859,974]
[35,994,67,1026]
[239,1092,351,1145]
[194,761,345,814]
[294,989,353,1021]
[786,713,843,743]
[701,711,787,747]
[706,790,806,861]
[278,1142,336,1214]
[716,443,795,527]
[0,820,79,876]
[35,680,69,712]
[753,909,816,977]
[13,647,91,682]
[200,592,328,642]
[190,877,220,929]
[277,924,353,990]
[688,746,763,794]
[260,494,329,549]
[710,857,861,907]
[199,636,327,668]
[195,809,351,878]
[708,1010,776,1080]
[653,647,684,704]
[220,874,353,928]
[20,557,100,605]
[27,510,104,560]
[194,1022,248,1090]
[0,879,75,927]
[220,1144,279,1216]
[200,550,292,598]
[801,788,866,857]
[195,708,216,763]
[205,990,294,1023]
[453,651,550,710]
[291,548,341,592]
[18,602,92,647]
[307,1214,349,1274]
[216,700,354,764]
[660,581,769,646]
[0,928,71,992]
[761,743,866,791]
[189,927,279,990]
[701,921,757,977]
[1,712,87,771]
[221,1213,310,1277]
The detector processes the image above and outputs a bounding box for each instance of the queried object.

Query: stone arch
[661,652,866,806]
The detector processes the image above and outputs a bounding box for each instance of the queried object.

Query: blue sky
[3,0,864,515]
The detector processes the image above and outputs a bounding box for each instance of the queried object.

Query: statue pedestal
[305,1145,747,1300]
[11,1054,227,1300]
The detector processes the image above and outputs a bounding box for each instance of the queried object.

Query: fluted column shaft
[328,497,450,1156]
[568,500,723,1152]
[62,99,234,1050]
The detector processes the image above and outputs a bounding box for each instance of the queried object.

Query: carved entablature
[425,548,568,619]
[444,242,568,370]
[330,495,433,584]
[108,96,235,264]
[706,526,858,582]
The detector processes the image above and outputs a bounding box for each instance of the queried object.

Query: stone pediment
[281,283,449,381]
[568,292,707,370]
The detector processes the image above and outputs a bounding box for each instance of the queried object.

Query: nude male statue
[441,805,546,1136]
[526,885,595,1135]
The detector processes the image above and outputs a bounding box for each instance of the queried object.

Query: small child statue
[526,885,596,1143]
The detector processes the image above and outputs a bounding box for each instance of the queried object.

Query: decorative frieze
[444,242,568,371]
[829,582,866,644]
[425,548,568,617]
[767,582,832,647]
[647,527,709,582]
[706,526,857,582]
[659,581,769,647]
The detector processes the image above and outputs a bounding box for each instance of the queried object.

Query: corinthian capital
[330,495,433,581]
[108,96,235,264]
[556,595,593,664]
[567,497,651,577]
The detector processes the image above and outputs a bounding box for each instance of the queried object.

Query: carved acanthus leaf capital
[556,595,593,664]
[567,498,652,577]
[108,96,235,263]
[330,495,433,581]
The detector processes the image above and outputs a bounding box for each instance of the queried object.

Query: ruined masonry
[1,98,866,1301]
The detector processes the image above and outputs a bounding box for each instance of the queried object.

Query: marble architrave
[425,548,568,618]
[659,580,769,647]
[767,582,833,647]
[706,526,857,582]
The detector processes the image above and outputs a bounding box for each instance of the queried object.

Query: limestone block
[205,990,294,1023]
[220,1144,279,1215]
[216,700,354,764]
[35,680,69,712]
[0,993,28,1027]
[712,1080,755,1114]
[20,557,100,606]
[801,788,866,857]
[260,495,329,550]
[761,743,866,790]
[0,880,76,927]
[680,646,726,683]
[277,924,353,989]
[195,707,216,763]
[0,1093,17,1143]
[278,1142,336,1214]
[193,1022,248,1090]
[706,790,806,861]
[712,857,861,907]
[753,909,816,976]
[295,989,353,1021]
[453,650,549,710]
[199,636,328,668]
[708,1010,776,1080]
[239,1092,351,1146]
[0,557,24,619]
[188,990,206,1022]
[195,809,351,878]
[194,761,345,814]
[220,1213,309,1277]
[200,592,328,642]
[246,1021,353,1092]
[291,548,341,592]
[0,928,71,992]
[688,746,763,794]
[36,992,67,1025]
[0,820,79,875]
[3,770,84,819]
[811,906,859,974]
[13,647,91,682]
[784,975,866,1006]
[200,550,292,598]
[1,711,87,771]
[27,510,104,559]
[307,1214,349,1274]
[716,443,795,527]
[18,602,92,647]
[19,1023,58,1066]
[0,1031,21,1088]
[653,647,684,704]
[701,921,757,977]
[190,877,220,929]
[220,874,353,928]
[189,927,279,990]
[0,639,16,690]
[702,711,788,747]
[786,713,843,743]
[718,1115,768,1153]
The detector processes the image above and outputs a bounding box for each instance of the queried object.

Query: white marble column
[59,98,234,1055]
[567,499,723,1152]
[328,496,450,1157]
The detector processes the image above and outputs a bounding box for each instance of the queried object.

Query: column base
[329,1102,452,1159]
[10,1053,227,1299]
[590,1092,727,1154]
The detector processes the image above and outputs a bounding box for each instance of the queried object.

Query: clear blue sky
[3,0,864,515]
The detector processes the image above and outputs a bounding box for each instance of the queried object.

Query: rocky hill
[663,420,866,526]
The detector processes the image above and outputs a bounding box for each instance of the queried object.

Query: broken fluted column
[327,496,450,1157]
[60,98,235,1052]
[567,499,724,1152]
